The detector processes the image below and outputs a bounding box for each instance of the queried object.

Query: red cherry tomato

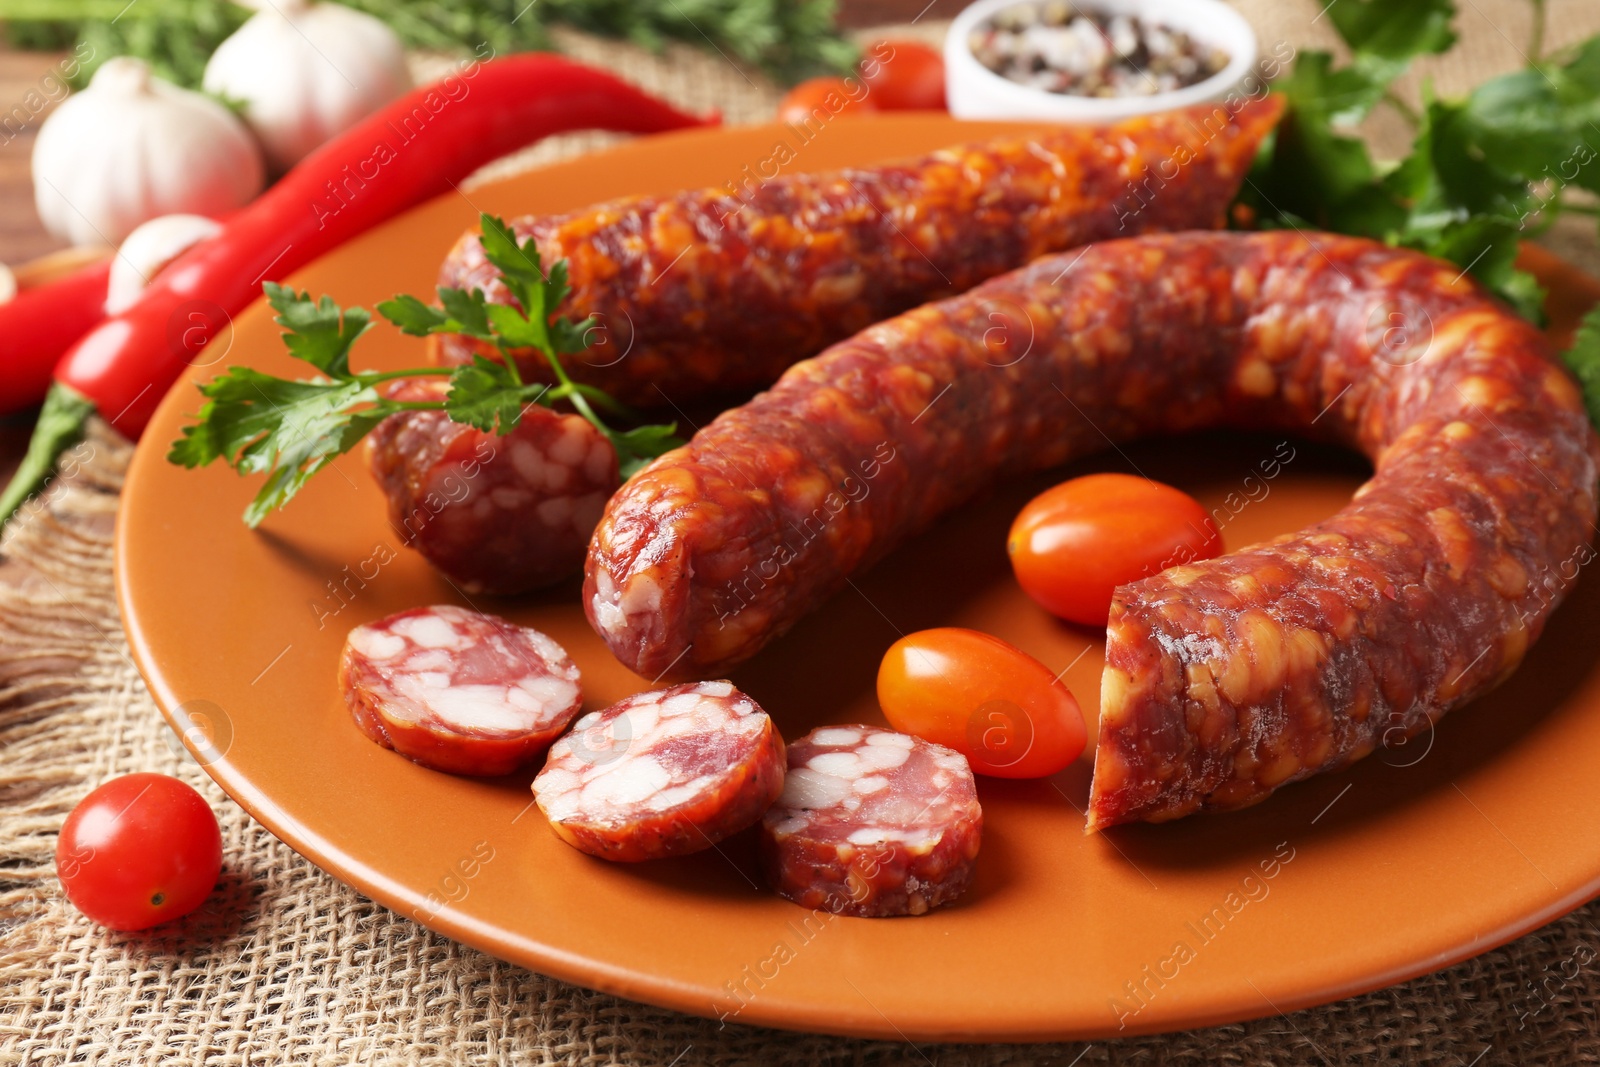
[777,76,878,126]
[1008,473,1223,627]
[877,627,1085,778]
[861,39,948,111]
[56,773,222,931]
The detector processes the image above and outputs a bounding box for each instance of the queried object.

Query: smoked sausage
[584,230,1599,827]
[434,97,1283,406]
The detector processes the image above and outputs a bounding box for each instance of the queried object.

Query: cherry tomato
[877,627,1085,778]
[777,76,878,126]
[56,773,222,931]
[1008,473,1223,627]
[860,39,948,111]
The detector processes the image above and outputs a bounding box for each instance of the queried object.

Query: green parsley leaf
[1562,304,1600,430]
[1328,0,1456,64]
[1243,55,1385,228]
[545,258,574,312]
[264,282,371,379]
[166,364,382,526]
[1277,49,1389,128]
[443,357,541,434]
[1560,35,1600,106]
[378,287,498,341]
[551,314,601,356]
[437,286,495,340]
[1411,98,1533,219]
[486,302,552,352]
[610,423,686,480]
[1461,69,1584,182]
[476,215,546,322]
[377,293,453,336]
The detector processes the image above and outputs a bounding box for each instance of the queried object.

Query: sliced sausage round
[366,379,619,596]
[531,680,785,862]
[339,604,583,776]
[760,725,983,917]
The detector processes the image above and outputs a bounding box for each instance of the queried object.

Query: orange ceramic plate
[117,116,1600,1042]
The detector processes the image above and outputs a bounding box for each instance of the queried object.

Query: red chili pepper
[0,54,713,522]
[0,257,110,416]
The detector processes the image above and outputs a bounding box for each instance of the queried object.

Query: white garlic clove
[203,0,412,174]
[106,214,225,315]
[31,57,264,247]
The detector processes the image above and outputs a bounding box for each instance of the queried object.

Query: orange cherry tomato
[877,627,1085,779]
[860,39,947,111]
[777,76,878,126]
[1008,473,1223,627]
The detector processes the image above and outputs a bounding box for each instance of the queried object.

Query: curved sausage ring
[584,231,1600,829]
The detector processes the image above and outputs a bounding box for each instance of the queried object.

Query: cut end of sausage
[531,680,785,862]
[760,725,983,917]
[367,380,619,596]
[581,483,703,682]
[339,604,583,777]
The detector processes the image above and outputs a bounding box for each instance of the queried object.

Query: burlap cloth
[5,3,1600,1063]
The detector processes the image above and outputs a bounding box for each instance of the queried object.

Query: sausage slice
[339,604,582,776]
[532,681,785,861]
[760,725,983,917]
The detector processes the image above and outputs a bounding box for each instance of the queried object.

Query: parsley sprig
[168,213,682,527]
[1240,0,1600,323]
[1564,305,1600,428]
[5,0,856,91]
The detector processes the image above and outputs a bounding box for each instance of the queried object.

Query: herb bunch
[1240,0,1600,323]
[1562,305,1600,427]
[168,213,682,526]
[0,0,857,89]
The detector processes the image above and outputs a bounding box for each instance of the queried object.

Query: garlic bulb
[32,58,264,248]
[204,0,411,174]
[106,214,225,314]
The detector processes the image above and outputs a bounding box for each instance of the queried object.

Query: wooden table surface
[0,49,88,482]
[0,50,72,266]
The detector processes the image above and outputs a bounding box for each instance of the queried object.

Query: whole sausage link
[584,230,1600,828]
[433,97,1283,406]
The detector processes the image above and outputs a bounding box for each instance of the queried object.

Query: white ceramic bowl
[946,0,1259,122]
